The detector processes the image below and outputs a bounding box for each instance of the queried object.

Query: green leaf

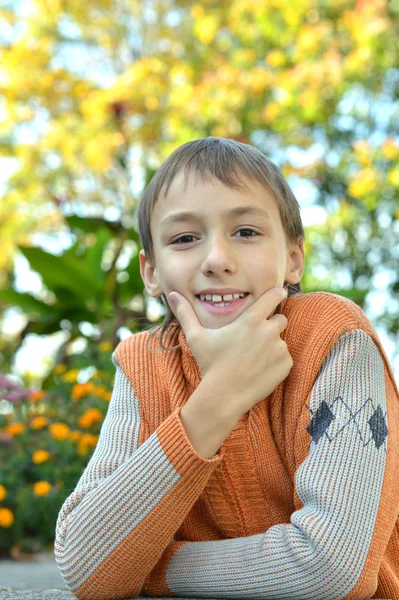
[18,246,102,300]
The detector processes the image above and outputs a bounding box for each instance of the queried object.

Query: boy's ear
[139,250,163,298]
[285,237,305,284]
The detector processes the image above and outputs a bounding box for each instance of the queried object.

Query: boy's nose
[201,238,237,271]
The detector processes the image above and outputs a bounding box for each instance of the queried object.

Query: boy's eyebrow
[160,205,271,228]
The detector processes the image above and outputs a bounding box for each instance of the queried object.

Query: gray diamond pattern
[306,396,388,452]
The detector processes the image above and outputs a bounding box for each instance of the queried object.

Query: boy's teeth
[199,293,246,302]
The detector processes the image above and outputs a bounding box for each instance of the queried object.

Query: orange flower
[77,433,98,456]
[30,416,48,430]
[28,390,46,403]
[32,450,51,464]
[95,386,112,401]
[33,481,52,496]
[49,423,70,441]
[77,408,103,429]
[69,430,82,442]
[6,422,25,436]
[0,485,6,502]
[71,382,96,401]
[0,507,14,528]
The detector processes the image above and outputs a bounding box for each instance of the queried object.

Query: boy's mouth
[195,292,249,306]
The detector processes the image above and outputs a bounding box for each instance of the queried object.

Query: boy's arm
[143,329,398,600]
[54,352,230,600]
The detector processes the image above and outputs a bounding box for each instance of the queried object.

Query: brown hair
[135,137,305,352]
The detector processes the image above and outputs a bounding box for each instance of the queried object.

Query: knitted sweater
[54,292,399,600]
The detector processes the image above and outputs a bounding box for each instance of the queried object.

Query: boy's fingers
[168,292,201,341]
[244,287,287,321]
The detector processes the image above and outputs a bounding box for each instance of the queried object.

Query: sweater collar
[176,296,290,389]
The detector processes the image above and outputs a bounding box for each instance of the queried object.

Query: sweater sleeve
[54,352,224,600]
[143,329,395,600]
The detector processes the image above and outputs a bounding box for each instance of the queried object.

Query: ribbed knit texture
[54,292,399,600]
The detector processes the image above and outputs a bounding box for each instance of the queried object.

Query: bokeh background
[0,0,398,558]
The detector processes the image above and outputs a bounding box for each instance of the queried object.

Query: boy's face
[139,171,305,330]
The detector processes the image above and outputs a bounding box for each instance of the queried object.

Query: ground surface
[0,552,66,591]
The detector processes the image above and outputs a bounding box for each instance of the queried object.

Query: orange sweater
[54,292,399,600]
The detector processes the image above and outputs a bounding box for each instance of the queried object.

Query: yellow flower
[0,485,6,502]
[33,481,52,496]
[0,507,14,528]
[71,382,96,401]
[6,422,25,436]
[98,342,113,352]
[53,364,67,374]
[78,408,103,429]
[30,416,48,430]
[49,423,70,441]
[28,390,46,403]
[32,450,51,464]
[61,369,80,383]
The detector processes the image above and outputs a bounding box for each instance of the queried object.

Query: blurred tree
[0,0,398,375]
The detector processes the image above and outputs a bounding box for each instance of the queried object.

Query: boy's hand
[168,287,292,415]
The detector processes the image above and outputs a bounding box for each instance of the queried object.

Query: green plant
[0,341,116,557]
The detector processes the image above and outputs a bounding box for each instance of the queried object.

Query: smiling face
[139,171,305,329]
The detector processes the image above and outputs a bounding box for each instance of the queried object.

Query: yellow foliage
[0,508,14,528]
[353,140,373,167]
[344,47,372,77]
[338,200,358,227]
[144,96,159,111]
[33,481,52,496]
[169,84,194,108]
[387,167,399,188]
[348,168,380,199]
[53,364,67,374]
[263,102,281,123]
[190,4,205,19]
[248,68,273,95]
[83,133,124,173]
[382,139,399,161]
[266,50,286,68]
[194,14,220,44]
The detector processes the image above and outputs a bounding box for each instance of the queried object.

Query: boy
[55,137,399,600]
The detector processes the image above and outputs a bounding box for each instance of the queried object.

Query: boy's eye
[170,228,260,245]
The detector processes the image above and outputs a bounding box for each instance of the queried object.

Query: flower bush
[0,342,115,557]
